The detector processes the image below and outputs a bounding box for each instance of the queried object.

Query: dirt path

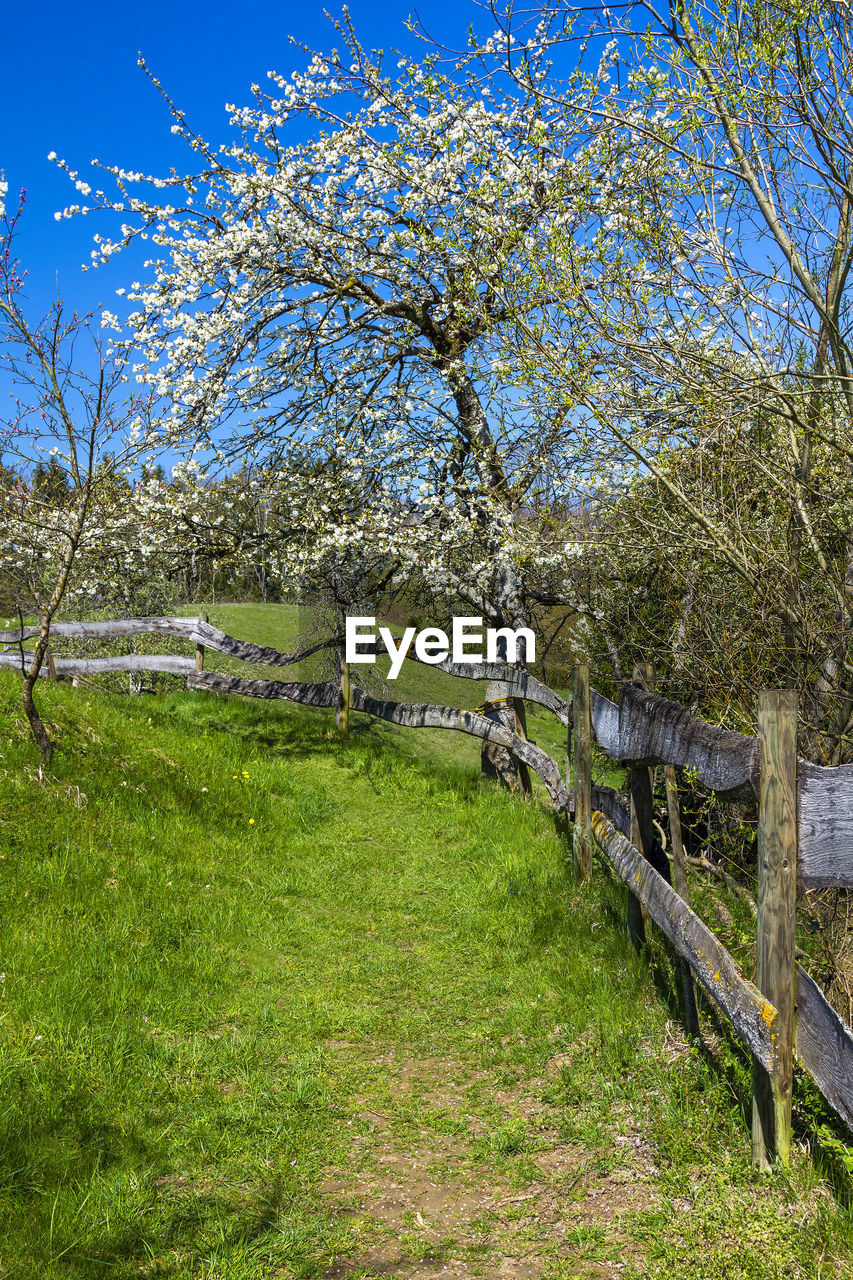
[321,1044,660,1279]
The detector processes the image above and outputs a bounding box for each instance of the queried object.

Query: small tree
[0,188,166,766]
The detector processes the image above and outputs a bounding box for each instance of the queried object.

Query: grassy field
[178,602,574,781]
[0,604,851,1278]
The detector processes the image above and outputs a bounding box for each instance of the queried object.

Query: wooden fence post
[512,698,533,800]
[566,715,572,794]
[752,688,797,1170]
[664,765,701,1039]
[564,710,573,848]
[572,663,592,879]
[195,613,208,674]
[128,625,141,695]
[633,661,700,1037]
[627,662,657,947]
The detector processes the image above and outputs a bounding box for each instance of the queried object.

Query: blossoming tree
[60,19,630,775]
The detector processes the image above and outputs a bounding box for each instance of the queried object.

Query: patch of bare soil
[319,1046,658,1280]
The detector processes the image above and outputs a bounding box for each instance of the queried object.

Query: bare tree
[0,190,161,766]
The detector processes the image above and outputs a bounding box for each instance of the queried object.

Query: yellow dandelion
[249,818,255,825]
[242,770,250,778]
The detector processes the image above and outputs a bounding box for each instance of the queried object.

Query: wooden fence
[3,615,853,1167]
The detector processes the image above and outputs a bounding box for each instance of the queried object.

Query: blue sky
[1,0,487,318]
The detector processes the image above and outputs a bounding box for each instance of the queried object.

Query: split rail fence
[3,615,853,1168]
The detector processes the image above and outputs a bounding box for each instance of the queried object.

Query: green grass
[0,610,851,1278]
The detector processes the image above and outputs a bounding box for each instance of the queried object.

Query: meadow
[0,604,851,1278]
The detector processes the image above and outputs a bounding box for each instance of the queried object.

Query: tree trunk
[22,672,53,769]
[18,491,90,768]
[480,561,535,790]
[480,680,522,787]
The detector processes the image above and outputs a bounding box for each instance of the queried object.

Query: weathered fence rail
[795,964,853,1132]
[798,763,853,889]
[0,652,196,676]
[0,617,344,668]
[1,617,201,643]
[582,681,853,889]
[188,669,573,809]
[8,614,853,1164]
[591,809,779,1071]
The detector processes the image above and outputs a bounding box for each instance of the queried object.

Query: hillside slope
[0,652,851,1278]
